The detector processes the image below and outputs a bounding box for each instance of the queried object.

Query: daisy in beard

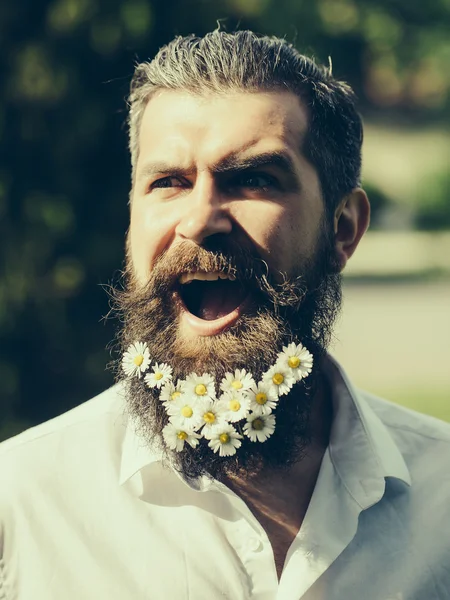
[263,363,295,396]
[219,369,255,394]
[184,373,216,401]
[277,342,313,381]
[207,423,243,457]
[198,399,228,439]
[162,423,201,452]
[244,413,276,443]
[216,390,250,423]
[159,380,186,409]
[167,395,204,430]
[122,341,151,378]
[144,362,172,389]
[248,381,278,416]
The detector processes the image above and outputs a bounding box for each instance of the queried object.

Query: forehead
[135,90,309,170]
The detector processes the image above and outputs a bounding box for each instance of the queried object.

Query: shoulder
[361,391,450,579]
[0,383,131,570]
[0,383,128,496]
[360,389,450,443]
[326,354,450,459]
[359,389,450,487]
[1,383,127,455]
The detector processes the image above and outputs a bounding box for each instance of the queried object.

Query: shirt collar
[119,355,411,496]
[323,354,411,508]
[119,414,163,486]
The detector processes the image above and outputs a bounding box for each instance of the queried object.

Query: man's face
[130,90,325,329]
[117,90,341,480]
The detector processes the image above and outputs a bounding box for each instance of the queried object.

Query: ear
[333,188,370,272]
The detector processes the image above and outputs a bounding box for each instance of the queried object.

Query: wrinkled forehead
[134,89,310,174]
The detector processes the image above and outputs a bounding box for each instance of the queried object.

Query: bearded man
[1,30,449,600]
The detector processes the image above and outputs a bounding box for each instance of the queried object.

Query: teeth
[179,271,236,284]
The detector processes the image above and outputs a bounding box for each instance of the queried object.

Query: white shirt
[1,355,450,600]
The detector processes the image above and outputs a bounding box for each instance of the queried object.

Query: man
[1,30,449,600]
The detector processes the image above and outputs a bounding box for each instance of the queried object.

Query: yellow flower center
[288,356,300,368]
[203,411,216,424]
[229,399,241,412]
[231,380,243,390]
[195,383,207,396]
[252,418,265,431]
[171,391,181,401]
[154,372,163,380]
[255,392,267,405]
[177,431,188,440]
[219,433,230,444]
[272,373,284,385]
[133,354,144,366]
[181,406,193,418]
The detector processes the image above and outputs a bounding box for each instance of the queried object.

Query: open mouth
[177,271,249,322]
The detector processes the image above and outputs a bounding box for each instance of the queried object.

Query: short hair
[128,30,363,216]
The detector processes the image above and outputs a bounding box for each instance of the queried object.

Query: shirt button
[247,537,263,552]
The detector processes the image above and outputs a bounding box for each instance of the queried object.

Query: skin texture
[126,89,370,579]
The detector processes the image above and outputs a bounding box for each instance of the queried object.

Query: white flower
[122,341,151,378]
[277,342,314,381]
[162,422,201,452]
[197,399,228,439]
[159,379,186,409]
[207,423,243,457]
[167,395,204,430]
[248,381,279,416]
[263,363,295,396]
[220,369,255,394]
[244,413,276,443]
[184,372,216,401]
[144,362,173,389]
[216,390,250,423]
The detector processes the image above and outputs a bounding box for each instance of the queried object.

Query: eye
[232,172,278,191]
[150,176,186,190]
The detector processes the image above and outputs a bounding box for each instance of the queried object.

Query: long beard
[109,226,342,481]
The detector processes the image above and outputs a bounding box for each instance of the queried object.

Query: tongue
[198,280,245,321]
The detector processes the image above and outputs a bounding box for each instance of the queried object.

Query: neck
[222,373,333,531]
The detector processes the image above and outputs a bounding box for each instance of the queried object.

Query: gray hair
[128,30,363,215]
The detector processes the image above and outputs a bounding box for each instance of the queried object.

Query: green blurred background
[1,0,449,442]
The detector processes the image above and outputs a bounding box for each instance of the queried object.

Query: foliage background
[1,0,449,440]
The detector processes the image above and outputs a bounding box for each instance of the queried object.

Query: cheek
[235,202,293,270]
[129,200,176,283]
[238,203,321,275]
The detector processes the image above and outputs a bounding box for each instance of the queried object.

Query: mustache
[124,235,309,311]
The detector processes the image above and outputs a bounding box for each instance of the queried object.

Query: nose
[175,176,233,245]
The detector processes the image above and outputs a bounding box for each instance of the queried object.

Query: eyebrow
[212,151,298,179]
[136,150,300,186]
